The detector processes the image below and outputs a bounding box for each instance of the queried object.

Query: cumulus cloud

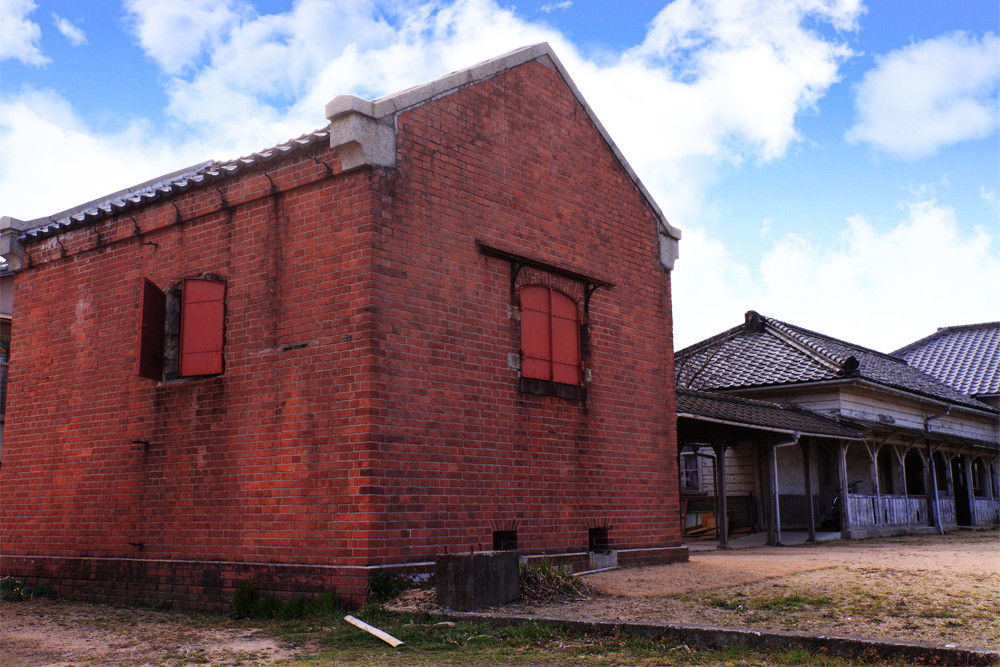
[674,193,1000,351]
[540,1,572,12]
[751,196,1000,351]
[52,14,88,46]
[124,0,247,74]
[0,88,214,220]
[582,0,861,224]
[0,0,48,65]
[114,0,863,227]
[846,31,1000,159]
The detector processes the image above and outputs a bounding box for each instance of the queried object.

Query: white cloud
[752,197,1000,351]
[981,186,999,211]
[52,14,88,46]
[579,0,861,225]
[674,194,1000,351]
[116,0,861,231]
[0,88,215,221]
[0,0,48,65]
[540,1,572,12]
[124,0,247,74]
[672,225,760,349]
[847,32,1000,159]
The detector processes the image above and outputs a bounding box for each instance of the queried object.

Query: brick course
[1,53,684,607]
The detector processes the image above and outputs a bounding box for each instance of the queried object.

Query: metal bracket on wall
[476,240,613,316]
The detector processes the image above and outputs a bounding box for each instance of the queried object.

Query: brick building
[0,44,685,608]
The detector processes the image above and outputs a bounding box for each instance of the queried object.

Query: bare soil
[514,530,1000,649]
[0,602,298,666]
[1,530,997,665]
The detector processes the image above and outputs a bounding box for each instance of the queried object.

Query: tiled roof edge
[676,387,864,439]
[16,130,330,243]
[763,312,905,366]
[891,321,1000,357]
[763,316,846,372]
[325,42,681,245]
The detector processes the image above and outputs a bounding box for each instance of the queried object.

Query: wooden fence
[847,494,929,527]
[973,498,1000,525]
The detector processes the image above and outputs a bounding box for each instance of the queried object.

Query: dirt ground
[1,530,997,665]
[515,530,1000,649]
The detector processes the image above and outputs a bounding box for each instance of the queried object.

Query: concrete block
[436,550,520,610]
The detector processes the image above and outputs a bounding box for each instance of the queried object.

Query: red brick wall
[365,60,681,561]
[0,147,392,603]
[0,58,682,608]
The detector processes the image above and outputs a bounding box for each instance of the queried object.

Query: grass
[709,592,832,612]
[275,606,904,666]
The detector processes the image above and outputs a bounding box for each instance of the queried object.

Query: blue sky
[1,0,997,351]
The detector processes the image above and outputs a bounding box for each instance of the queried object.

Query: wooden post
[801,439,816,543]
[714,441,730,550]
[944,452,955,500]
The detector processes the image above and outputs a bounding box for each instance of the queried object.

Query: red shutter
[520,285,580,385]
[520,286,552,381]
[136,278,165,380]
[550,290,581,385]
[179,278,225,377]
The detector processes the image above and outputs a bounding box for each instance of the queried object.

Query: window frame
[136,275,226,381]
[679,452,701,491]
[518,284,586,401]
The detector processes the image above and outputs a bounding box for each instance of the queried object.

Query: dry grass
[516,530,1000,649]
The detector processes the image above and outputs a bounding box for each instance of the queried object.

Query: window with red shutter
[135,276,226,380]
[136,277,166,380]
[179,278,225,377]
[520,285,581,386]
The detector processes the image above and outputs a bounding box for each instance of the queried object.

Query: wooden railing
[973,498,1000,525]
[847,494,929,527]
[937,497,955,525]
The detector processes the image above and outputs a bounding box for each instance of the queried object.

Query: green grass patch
[709,592,832,613]
[231,582,346,620]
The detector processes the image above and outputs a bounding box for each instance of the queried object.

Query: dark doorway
[951,456,972,526]
[877,450,894,494]
[904,450,925,495]
[933,451,949,491]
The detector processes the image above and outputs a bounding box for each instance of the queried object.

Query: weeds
[1,577,56,602]
[230,583,345,620]
[368,569,410,603]
[519,560,591,602]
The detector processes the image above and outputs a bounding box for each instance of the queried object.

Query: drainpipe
[925,407,951,535]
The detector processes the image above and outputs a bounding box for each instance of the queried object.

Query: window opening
[588,527,610,553]
[680,452,700,490]
[877,450,894,495]
[136,276,226,381]
[904,450,925,495]
[492,530,517,551]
